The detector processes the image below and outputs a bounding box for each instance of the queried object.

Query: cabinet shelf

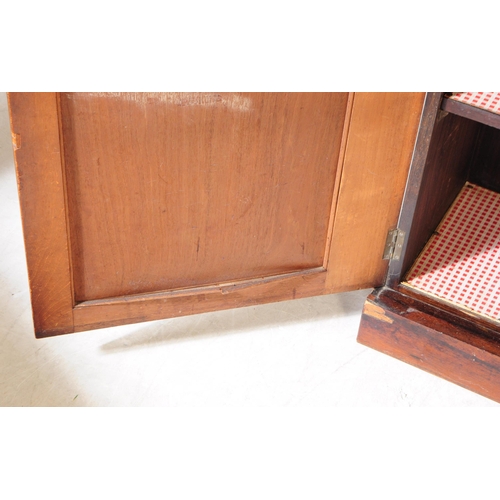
[402,182,500,327]
[442,92,500,130]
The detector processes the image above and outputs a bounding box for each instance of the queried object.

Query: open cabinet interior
[400,92,500,326]
[358,92,500,403]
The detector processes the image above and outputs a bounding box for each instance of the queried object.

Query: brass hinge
[383,228,405,261]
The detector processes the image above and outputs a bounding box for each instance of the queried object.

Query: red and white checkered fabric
[449,92,500,115]
[405,183,500,322]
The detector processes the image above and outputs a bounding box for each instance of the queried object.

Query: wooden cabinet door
[8,92,424,337]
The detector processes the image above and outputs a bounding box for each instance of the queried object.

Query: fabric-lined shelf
[449,92,500,115]
[404,183,500,323]
[442,92,500,130]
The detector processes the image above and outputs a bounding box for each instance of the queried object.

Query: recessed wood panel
[59,92,348,301]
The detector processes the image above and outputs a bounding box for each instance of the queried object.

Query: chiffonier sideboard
[13,92,500,402]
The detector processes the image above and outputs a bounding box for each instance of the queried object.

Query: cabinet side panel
[469,124,500,193]
[8,93,74,337]
[325,92,425,292]
[400,112,480,278]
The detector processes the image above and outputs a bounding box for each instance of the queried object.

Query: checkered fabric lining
[449,92,500,115]
[405,183,500,322]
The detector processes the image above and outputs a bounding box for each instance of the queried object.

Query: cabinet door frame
[9,92,424,337]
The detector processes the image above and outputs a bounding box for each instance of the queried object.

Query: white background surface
[0,92,496,407]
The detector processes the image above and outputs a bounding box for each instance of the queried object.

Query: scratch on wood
[158,173,169,185]
[71,92,252,112]
[364,301,394,324]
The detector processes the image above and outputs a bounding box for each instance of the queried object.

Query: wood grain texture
[8,93,75,337]
[60,92,348,301]
[358,287,500,403]
[325,92,425,292]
